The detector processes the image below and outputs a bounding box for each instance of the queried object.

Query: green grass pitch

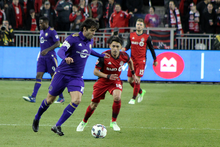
[0,80,220,147]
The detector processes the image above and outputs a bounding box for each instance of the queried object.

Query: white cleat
[137,94,143,103]
[76,121,87,132]
[128,99,135,104]
[110,121,120,131]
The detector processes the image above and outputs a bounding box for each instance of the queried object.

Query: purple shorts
[48,72,84,96]
[37,54,58,74]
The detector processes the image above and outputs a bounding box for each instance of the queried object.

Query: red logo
[153,52,184,79]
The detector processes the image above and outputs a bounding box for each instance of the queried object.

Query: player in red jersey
[122,18,158,104]
[76,37,138,132]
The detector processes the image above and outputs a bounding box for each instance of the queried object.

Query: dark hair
[39,16,49,23]
[109,36,123,46]
[79,18,99,31]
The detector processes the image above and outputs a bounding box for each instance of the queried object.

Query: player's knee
[90,102,98,110]
[113,95,121,101]
[127,77,133,83]
[71,99,81,105]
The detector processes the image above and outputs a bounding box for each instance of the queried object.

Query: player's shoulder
[71,33,80,37]
[120,51,129,58]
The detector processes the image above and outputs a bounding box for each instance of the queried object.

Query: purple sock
[56,103,78,126]
[35,99,50,120]
[59,93,64,98]
[32,79,41,97]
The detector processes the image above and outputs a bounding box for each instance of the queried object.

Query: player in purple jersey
[22,17,65,103]
[32,18,110,136]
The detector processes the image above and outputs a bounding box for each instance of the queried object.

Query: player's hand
[41,50,49,56]
[65,57,74,64]
[153,61,158,66]
[132,74,140,84]
[103,53,110,58]
[108,74,119,80]
[121,47,126,51]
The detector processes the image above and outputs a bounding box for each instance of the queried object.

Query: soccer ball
[91,124,107,138]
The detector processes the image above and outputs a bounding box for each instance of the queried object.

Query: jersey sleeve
[95,57,104,70]
[51,30,60,43]
[147,36,157,60]
[123,52,130,63]
[125,34,131,50]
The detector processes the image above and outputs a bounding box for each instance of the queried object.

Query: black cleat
[32,119,39,132]
[51,125,64,136]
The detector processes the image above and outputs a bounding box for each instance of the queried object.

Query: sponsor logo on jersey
[76,49,90,58]
[131,41,144,47]
[106,67,117,71]
[40,37,47,43]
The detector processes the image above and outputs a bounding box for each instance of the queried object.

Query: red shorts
[92,79,123,103]
[127,62,146,77]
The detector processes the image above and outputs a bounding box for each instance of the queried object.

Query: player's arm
[147,36,158,66]
[90,49,110,58]
[94,58,118,80]
[127,57,139,83]
[57,37,74,64]
[122,34,131,51]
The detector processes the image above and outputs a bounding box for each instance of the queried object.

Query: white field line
[0,123,220,131]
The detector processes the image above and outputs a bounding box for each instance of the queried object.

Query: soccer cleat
[23,95,36,103]
[128,99,135,104]
[54,97,65,103]
[137,89,146,103]
[32,119,39,132]
[76,121,87,132]
[51,125,64,136]
[110,121,120,131]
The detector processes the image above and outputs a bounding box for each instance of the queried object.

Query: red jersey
[125,32,156,63]
[30,18,37,31]
[95,50,130,82]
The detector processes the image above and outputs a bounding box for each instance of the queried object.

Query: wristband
[131,70,135,75]
[107,74,111,79]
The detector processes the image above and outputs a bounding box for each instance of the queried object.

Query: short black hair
[109,36,123,46]
[79,18,99,31]
[39,16,49,23]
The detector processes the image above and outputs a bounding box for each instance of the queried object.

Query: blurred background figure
[89,0,104,28]
[144,6,160,27]
[0,20,14,46]
[39,1,56,28]
[186,3,200,34]
[69,4,83,31]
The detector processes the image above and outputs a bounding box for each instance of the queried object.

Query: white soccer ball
[91,124,107,138]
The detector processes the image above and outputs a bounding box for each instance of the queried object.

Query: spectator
[201,3,216,34]
[0,4,6,25]
[144,6,160,27]
[6,0,25,30]
[104,0,115,28]
[0,20,14,46]
[56,0,72,31]
[109,3,132,33]
[27,9,37,31]
[19,0,34,29]
[186,3,200,33]
[196,0,210,18]
[164,0,183,34]
[78,0,92,22]
[39,1,56,28]
[216,6,220,33]
[89,0,104,28]
[126,0,143,27]
[69,4,82,31]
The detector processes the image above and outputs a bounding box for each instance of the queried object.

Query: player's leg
[48,55,65,103]
[77,81,106,132]
[76,102,99,132]
[110,89,122,131]
[23,72,44,102]
[52,90,82,136]
[32,93,57,132]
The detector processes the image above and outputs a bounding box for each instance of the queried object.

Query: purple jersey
[56,31,104,78]
[39,27,59,58]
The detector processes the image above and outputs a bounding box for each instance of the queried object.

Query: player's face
[39,19,47,30]
[110,41,121,57]
[136,21,144,31]
[83,26,97,40]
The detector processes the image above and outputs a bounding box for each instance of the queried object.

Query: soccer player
[32,18,109,136]
[22,16,65,103]
[122,18,158,105]
[76,37,138,132]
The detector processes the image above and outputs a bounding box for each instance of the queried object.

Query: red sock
[129,82,134,88]
[112,100,121,122]
[83,105,94,123]
[133,83,140,99]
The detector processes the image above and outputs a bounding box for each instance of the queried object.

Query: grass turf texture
[0,80,220,147]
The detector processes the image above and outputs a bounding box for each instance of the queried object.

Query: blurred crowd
[1,0,220,46]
